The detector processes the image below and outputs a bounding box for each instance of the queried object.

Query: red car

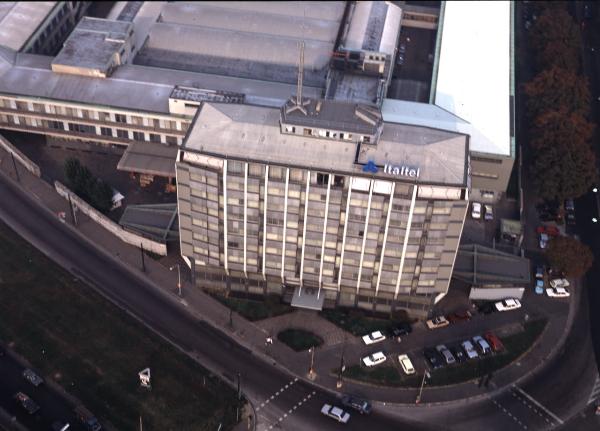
[447,310,472,323]
[536,225,559,236]
[484,332,504,352]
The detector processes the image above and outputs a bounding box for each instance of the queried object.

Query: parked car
[477,302,495,315]
[550,278,570,289]
[52,422,70,431]
[471,202,482,219]
[495,298,521,312]
[484,204,493,221]
[398,43,407,54]
[362,331,386,346]
[74,406,102,431]
[389,322,412,338]
[565,199,575,211]
[396,54,405,65]
[535,279,544,295]
[539,232,549,249]
[23,369,44,387]
[535,265,545,280]
[536,225,560,236]
[362,351,386,367]
[547,287,570,298]
[321,404,351,423]
[436,345,456,365]
[447,309,472,323]
[472,336,492,355]
[426,316,449,330]
[450,345,467,363]
[341,395,371,415]
[566,212,576,226]
[14,392,39,415]
[424,347,445,369]
[484,332,505,352]
[461,340,479,359]
[398,354,415,375]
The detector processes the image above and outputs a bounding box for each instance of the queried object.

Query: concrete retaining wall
[54,181,167,256]
[0,133,41,177]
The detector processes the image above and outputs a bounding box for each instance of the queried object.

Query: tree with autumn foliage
[529,8,581,71]
[529,109,594,151]
[524,67,591,119]
[546,236,594,278]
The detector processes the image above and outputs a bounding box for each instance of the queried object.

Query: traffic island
[333,319,548,388]
[319,308,413,336]
[212,293,294,322]
[277,328,324,352]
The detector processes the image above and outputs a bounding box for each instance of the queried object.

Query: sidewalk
[0,144,578,409]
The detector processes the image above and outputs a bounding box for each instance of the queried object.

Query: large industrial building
[0,1,514,317]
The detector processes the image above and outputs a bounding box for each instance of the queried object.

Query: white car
[426,316,449,330]
[461,340,479,359]
[362,331,386,345]
[398,354,415,375]
[546,287,570,298]
[495,298,522,312]
[471,202,482,219]
[321,404,350,423]
[549,278,570,289]
[539,233,549,249]
[362,351,386,367]
[484,204,493,221]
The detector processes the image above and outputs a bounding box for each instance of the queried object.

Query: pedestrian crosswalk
[587,375,600,406]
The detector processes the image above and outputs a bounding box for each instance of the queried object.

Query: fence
[0,133,41,177]
[54,181,167,256]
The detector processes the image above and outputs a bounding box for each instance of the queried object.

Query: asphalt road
[0,171,435,431]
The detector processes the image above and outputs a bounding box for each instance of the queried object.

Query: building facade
[176,98,469,318]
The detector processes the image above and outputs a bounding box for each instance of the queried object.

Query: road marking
[267,391,316,430]
[512,385,564,425]
[588,376,600,405]
[255,378,298,412]
[491,398,528,430]
[511,390,551,424]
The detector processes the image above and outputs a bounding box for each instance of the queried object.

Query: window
[303,128,312,136]
[166,135,177,145]
[47,120,63,130]
[98,112,110,121]
[363,136,371,143]
[471,156,503,164]
[16,101,29,111]
[115,113,127,123]
[130,115,143,125]
[227,241,239,248]
[133,131,145,141]
[149,133,161,143]
[68,122,95,134]
[100,127,112,137]
[333,175,344,188]
[284,125,296,133]
[316,173,329,186]
[32,103,45,113]
[116,129,129,139]
[153,118,160,128]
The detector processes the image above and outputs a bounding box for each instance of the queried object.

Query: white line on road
[587,376,600,405]
[512,385,564,425]
[256,378,299,412]
[491,398,528,430]
[267,391,316,430]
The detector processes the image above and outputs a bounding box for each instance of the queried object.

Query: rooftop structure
[0,2,56,51]
[52,17,134,78]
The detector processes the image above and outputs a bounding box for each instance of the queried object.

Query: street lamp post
[415,371,430,404]
[308,346,316,380]
[169,264,182,296]
[336,337,346,388]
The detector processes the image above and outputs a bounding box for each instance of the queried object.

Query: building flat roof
[117,141,178,176]
[343,1,402,56]
[184,102,468,186]
[0,2,56,51]
[433,1,511,156]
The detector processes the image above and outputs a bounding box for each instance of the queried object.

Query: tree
[529,8,581,71]
[90,179,114,213]
[64,157,115,214]
[529,109,594,152]
[527,1,569,16]
[546,236,594,278]
[524,67,590,119]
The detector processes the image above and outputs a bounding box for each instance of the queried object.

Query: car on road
[436,345,456,365]
[461,340,479,359]
[52,422,70,431]
[450,345,467,363]
[471,202,482,219]
[23,368,44,387]
[362,330,386,345]
[565,199,575,212]
[472,336,492,355]
[426,316,449,330]
[547,286,570,298]
[566,212,576,226]
[389,322,412,338]
[396,54,404,65]
[484,204,493,221]
[362,351,386,367]
[539,232,549,249]
[484,332,505,352]
[495,298,521,312]
[14,392,39,415]
[424,347,445,370]
[340,395,371,415]
[321,404,350,423]
[398,354,415,375]
[74,406,102,431]
[398,43,406,54]
[550,278,570,289]
[535,279,545,295]
[447,309,472,323]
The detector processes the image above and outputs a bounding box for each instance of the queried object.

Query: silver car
[436,344,456,365]
[461,340,479,359]
[23,369,44,387]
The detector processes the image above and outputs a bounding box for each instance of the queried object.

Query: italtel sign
[363,160,420,178]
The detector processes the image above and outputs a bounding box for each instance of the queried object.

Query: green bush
[212,294,293,321]
[277,328,323,352]
[64,157,114,213]
[319,308,410,336]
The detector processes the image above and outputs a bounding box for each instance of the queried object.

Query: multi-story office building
[176,96,469,317]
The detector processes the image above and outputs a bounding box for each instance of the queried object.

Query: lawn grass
[0,222,242,430]
[277,328,323,352]
[336,319,548,388]
[319,308,411,336]
[213,294,293,321]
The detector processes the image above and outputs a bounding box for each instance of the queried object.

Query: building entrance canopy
[291,286,326,311]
